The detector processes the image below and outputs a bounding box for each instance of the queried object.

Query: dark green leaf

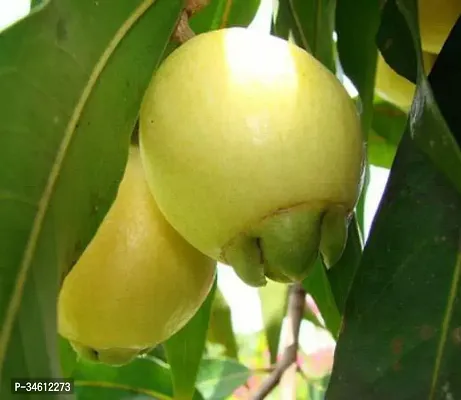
[196,358,250,400]
[336,0,380,235]
[336,0,380,134]
[164,278,217,400]
[74,356,203,400]
[327,18,461,399]
[376,0,417,83]
[0,0,182,392]
[272,0,335,72]
[259,280,288,363]
[207,289,239,360]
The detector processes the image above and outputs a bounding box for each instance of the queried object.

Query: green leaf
[74,356,203,400]
[196,358,250,400]
[207,289,239,360]
[336,0,380,135]
[368,100,408,169]
[328,219,363,317]
[0,0,182,391]
[190,0,261,33]
[303,218,363,339]
[164,278,217,400]
[259,280,288,364]
[302,260,340,338]
[327,19,461,399]
[59,337,77,378]
[272,0,335,72]
[335,0,380,235]
[377,0,461,195]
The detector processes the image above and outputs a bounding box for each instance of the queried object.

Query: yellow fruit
[419,0,461,53]
[58,147,216,366]
[140,28,364,287]
[375,51,437,111]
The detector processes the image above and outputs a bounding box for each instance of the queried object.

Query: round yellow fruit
[140,28,364,287]
[375,51,437,111]
[419,0,461,53]
[58,147,216,366]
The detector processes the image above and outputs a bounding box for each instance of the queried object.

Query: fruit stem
[172,10,196,44]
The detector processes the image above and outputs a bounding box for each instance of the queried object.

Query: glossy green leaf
[302,260,340,338]
[164,278,217,400]
[190,0,261,33]
[328,219,363,317]
[74,356,203,400]
[207,289,239,360]
[327,18,461,399]
[0,0,183,392]
[196,358,250,400]
[259,280,288,363]
[335,0,379,235]
[336,0,380,134]
[272,0,335,72]
[368,100,408,169]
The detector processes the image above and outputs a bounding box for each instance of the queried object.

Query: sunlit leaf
[0,0,182,391]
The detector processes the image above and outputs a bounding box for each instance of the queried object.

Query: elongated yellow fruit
[419,0,461,53]
[375,51,437,111]
[58,147,216,365]
[140,28,364,287]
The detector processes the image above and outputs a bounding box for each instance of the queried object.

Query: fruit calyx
[221,202,350,287]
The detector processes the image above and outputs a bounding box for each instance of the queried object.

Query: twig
[251,283,306,400]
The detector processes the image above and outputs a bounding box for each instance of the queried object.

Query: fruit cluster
[58,27,364,366]
[59,4,460,364]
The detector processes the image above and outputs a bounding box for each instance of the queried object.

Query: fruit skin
[419,0,461,53]
[375,51,437,111]
[140,28,364,286]
[58,147,216,366]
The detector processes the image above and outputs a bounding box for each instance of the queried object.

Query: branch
[251,283,305,400]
